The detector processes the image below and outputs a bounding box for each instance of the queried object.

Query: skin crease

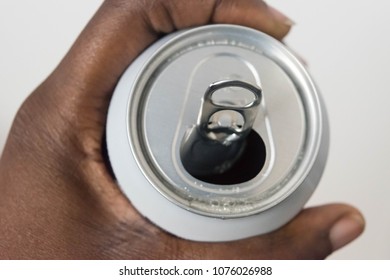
[0,0,364,259]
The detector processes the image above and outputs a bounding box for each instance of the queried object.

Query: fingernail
[268,6,295,27]
[329,214,365,251]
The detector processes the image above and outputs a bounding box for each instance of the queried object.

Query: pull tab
[199,80,262,145]
[180,80,262,180]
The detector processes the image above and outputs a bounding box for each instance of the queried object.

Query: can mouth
[126,25,323,218]
[179,79,265,184]
[181,129,267,185]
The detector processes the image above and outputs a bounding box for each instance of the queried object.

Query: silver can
[106,24,329,241]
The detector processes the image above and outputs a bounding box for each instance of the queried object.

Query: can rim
[127,24,324,218]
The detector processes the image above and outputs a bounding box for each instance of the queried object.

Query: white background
[0,1,389,259]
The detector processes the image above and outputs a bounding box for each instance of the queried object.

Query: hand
[0,0,364,259]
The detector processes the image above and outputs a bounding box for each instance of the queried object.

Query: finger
[255,203,365,259]
[212,0,293,40]
[187,203,365,260]
[105,203,365,259]
[148,0,292,39]
[44,0,293,104]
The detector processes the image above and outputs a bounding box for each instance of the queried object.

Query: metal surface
[106,24,328,241]
[199,80,262,144]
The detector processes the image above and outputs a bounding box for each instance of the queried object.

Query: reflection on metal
[181,80,262,177]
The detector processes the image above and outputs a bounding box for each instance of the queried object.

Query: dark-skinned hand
[0,0,365,259]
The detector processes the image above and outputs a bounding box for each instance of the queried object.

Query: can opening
[181,129,266,185]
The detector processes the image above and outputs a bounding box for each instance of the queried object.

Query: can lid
[126,25,323,218]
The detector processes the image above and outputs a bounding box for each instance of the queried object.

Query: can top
[127,25,323,218]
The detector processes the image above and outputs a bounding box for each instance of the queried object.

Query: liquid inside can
[106,24,329,241]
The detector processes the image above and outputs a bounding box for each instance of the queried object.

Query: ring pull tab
[198,80,262,145]
[180,80,262,179]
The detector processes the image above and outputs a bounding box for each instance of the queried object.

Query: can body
[106,24,329,241]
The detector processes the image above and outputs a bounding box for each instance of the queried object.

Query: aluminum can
[106,24,329,241]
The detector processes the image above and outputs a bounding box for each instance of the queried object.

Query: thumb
[272,203,365,259]
[102,203,365,260]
